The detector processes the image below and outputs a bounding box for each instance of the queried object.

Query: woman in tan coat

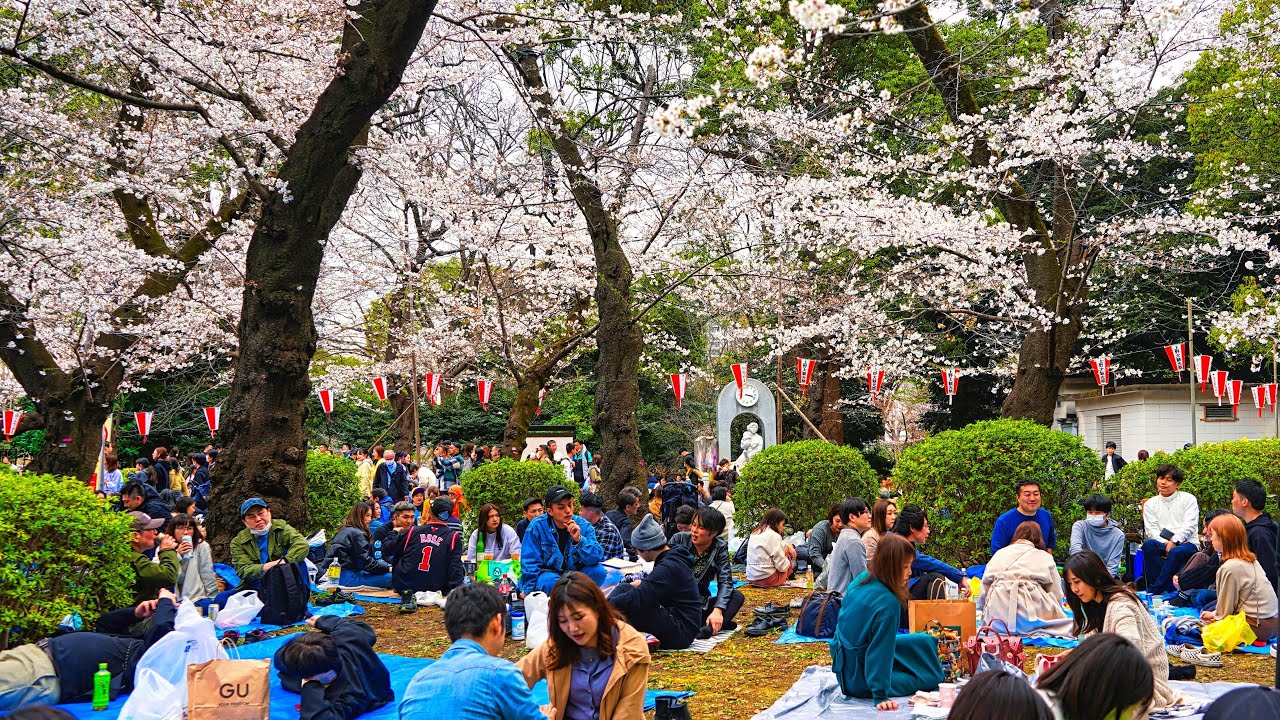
[518,571,651,720]
[979,522,1073,636]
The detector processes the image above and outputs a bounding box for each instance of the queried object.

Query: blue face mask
[250,527,270,537]
[310,670,337,685]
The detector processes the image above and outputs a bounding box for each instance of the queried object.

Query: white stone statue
[734,421,764,468]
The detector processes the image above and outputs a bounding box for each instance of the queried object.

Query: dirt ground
[288,583,1279,720]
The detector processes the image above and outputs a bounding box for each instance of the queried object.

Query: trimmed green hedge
[0,470,134,648]
[462,459,575,530]
[733,440,878,534]
[304,451,362,536]
[892,420,1100,566]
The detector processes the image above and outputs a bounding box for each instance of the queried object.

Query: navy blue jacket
[274,616,393,720]
[610,544,703,638]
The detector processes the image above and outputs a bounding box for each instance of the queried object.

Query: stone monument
[716,378,778,468]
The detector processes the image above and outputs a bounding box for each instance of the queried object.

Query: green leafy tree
[0,471,134,648]
[304,451,362,537]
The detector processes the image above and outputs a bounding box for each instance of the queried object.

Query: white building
[1054,382,1280,457]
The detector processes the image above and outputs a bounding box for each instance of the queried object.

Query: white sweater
[1142,490,1199,544]
[746,527,791,581]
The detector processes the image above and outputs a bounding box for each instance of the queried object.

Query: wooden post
[1188,297,1197,447]
[776,383,826,441]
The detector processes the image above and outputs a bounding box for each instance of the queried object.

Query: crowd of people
[3,436,1279,720]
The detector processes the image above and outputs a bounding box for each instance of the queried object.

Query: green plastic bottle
[92,662,110,711]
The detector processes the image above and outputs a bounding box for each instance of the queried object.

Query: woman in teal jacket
[830,533,944,711]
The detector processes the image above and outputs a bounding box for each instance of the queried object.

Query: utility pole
[410,351,421,461]
[1187,298,1197,447]
[776,354,783,444]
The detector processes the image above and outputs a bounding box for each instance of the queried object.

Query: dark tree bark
[509,49,646,505]
[895,4,1093,424]
[209,0,439,551]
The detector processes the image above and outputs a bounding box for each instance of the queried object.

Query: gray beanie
[631,514,667,551]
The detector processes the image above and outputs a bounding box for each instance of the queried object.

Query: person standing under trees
[830,534,944,711]
[354,448,375,499]
[100,453,123,496]
[1102,441,1127,480]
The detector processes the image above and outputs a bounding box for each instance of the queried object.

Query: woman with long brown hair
[1202,514,1279,639]
[167,514,218,602]
[863,499,897,565]
[465,503,521,562]
[324,501,392,589]
[517,572,650,720]
[830,534,943,710]
[746,508,795,588]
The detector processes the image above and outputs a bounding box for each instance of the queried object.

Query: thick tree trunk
[25,392,112,479]
[818,361,845,443]
[209,0,438,553]
[389,382,418,451]
[503,378,544,452]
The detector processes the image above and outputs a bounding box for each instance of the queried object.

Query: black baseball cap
[544,485,574,506]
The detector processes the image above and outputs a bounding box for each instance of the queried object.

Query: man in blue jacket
[892,505,970,601]
[990,480,1057,554]
[519,485,607,594]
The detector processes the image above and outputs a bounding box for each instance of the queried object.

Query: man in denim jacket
[519,485,607,594]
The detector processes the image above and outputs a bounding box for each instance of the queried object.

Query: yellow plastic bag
[1201,612,1256,653]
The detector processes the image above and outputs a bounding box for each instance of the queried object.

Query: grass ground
[295,583,1277,720]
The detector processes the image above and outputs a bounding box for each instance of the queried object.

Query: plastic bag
[975,651,1026,680]
[525,591,549,649]
[215,590,264,629]
[120,602,228,720]
[1202,612,1256,652]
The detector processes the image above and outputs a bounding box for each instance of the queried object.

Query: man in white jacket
[1141,464,1200,593]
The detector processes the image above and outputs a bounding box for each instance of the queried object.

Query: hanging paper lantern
[1210,370,1229,405]
[537,387,547,416]
[670,374,686,408]
[477,379,493,411]
[797,358,816,396]
[1252,386,1267,417]
[730,363,748,399]
[317,388,334,415]
[1164,343,1186,376]
[2,410,20,442]
[371,376,388,402]
[941,368,959,405]
[1194,355,1212,392]
[134,411,153,444]
[1228,379,1244,417]
[204,406,220,437]
[1269,383,1278,414]
[866,367,885,398]
[424,372,442,406]
[1090,357,1112,395]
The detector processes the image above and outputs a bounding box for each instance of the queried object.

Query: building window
[1203,403,1237,422]
[1098,414,1121,453]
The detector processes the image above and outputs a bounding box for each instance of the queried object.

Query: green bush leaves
[733,440,878,534]
[461,460,575,530]
[304,451,362,537]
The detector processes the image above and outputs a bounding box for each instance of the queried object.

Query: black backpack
[258,561,310,626]
[660,482,699,530]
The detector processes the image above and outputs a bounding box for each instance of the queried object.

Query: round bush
[1103,443,1261,534]
[0,470,134,647]
[305,451,362,536]
[462,459,576,529]
[892,419,1100,567]
[733,440,878,535]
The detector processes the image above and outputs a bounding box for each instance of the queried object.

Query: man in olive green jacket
[226,497,310,596]
[129,511,180,604]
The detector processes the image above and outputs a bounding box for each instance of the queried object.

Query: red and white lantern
[1228,379,1244,417]
[1194,355,1212,392]
[537,387,547,416]
[1164,343,1186,376]
[866,367,885,398]
[730,363,748,400]
[941,368,959,405]
[1269,383,1278,414]
[797,358,816,396]
[477,379,493,411]
[424,372,442,406]
[134,411,153,443]
[670,373,686,408]
[204,406,220,437]
[1252,385,1267,417]
[1211,370,1229,405]
[1090,357,1112,395]
[2,409,21,441]
[371,376,389,402]
[317,388,334,415]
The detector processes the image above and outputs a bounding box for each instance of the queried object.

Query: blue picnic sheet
[215,602,365,638]
[54,632,694,720]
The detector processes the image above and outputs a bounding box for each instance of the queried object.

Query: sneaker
[243,629,268,644]
[399,590,418,614]
[789,597,805,609]
[753,602,786,615]
[1166,643,1195,659]
[1180,647,1223,668]
[744,614,788,637]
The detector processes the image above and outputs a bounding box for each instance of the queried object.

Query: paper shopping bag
[908,600,978,666]
[187,659,270,720]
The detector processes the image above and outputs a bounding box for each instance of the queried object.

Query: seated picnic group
[4,462,1279,720]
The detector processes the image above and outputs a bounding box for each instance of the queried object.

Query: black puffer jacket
[325,526,391,574]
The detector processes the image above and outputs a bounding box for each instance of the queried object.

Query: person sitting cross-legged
[218,497,310,607]
[398,584,551,720]
[822,498,872,595]
[979,522,1073,636]
[1141,464,1200,593]
[274,615,394,720]
[609,515,704,650]
[519,485,607,595]
[892,505,970,600]
[1069,493,1125,578]
[670,506,745,640]
[991,480,1056,555]
[384,499,465,613]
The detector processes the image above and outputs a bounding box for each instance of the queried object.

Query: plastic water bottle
[945,580,959,600]
[324,559,341,591]
[93,662,111,711]
[511,609,526,640]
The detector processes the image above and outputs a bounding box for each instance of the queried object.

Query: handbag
[795,591,842,639]
[924,619,967,682]
[963,618,1024,675]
